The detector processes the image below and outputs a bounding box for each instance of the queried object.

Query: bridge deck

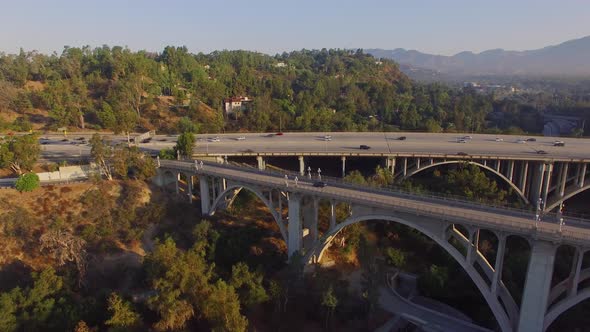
[160,160,590,246]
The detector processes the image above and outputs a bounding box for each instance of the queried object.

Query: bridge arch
[545,183,590,211]
[401,160,529,205]
[209,184,287,242]
[544,249,590,331]
[307,214,514,332]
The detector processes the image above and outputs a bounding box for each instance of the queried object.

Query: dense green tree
[230,262,268,309]
[105,293,140,331]
[6,134,40,174]
[321,285,338,329]
[203,280,248,332]
[175,132,195,158]
[15,172,40,192]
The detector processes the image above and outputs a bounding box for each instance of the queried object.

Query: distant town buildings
[223,96,253,118]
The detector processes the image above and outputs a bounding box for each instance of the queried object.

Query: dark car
[276,132,284,136]
[457,152,468,156]
[398,136,407,140]
[536,150,548,155]
[313,181,327,188]
[359,145,371,150]
[526,138,537,142]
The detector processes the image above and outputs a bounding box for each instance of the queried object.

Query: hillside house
[223,96,253,119]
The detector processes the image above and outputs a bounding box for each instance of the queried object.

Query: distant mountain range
[367,36,590,78]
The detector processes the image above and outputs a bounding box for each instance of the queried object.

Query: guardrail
[162,159,590,222]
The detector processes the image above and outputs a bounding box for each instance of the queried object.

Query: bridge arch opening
[208,184,287,244]
[545,249,590,331]
[401,161,529,206]
[546,184,590,213]
[310,215,506,331]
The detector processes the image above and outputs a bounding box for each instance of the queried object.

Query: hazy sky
[1,0,589,55]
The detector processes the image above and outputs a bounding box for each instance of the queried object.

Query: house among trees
[223,96,253,119]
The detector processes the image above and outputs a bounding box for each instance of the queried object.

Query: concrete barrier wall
[37,164,99,182]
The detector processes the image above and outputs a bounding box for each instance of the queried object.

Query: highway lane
[32,131,590,161]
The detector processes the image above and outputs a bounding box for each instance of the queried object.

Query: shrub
[15,173,40,192]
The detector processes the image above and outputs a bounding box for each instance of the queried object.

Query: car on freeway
[463,135,473,140]
[457,152,468,156]
[495,137,504,142]
[208,137,220,142]
[76,137,85,141]
[536,150,548,155]
[457,139,467,143]
[526,138,537,142]
[359,145,371,150]
[323,135,332,141]
[397,136,407,140]
[516,139,526,144]
[554,141,565,147]
[236,136,246,141]
[41,141,49,145]
[313,181,327,188]
[276,132,284,136]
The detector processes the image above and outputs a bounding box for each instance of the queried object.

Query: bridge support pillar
[341,156,346,178]
[199,176,210,215]
[175,172,180,194]
[288,194,302,258]
[517,240,557,332]
[386,157,396,175]
[257,156,266,171]
[529,163,546,206]
[298,156,305,176]
[302,197,318,249]
[579,164,587,188]
[330,200,336,230]
[542,164,553,209]
[520,161,529,194]
[491,234,506,295]
[507,160,515,182]
[559,163,569,197]
[403,158,408,177]
[568,248,583,297]
[187,175,193,203]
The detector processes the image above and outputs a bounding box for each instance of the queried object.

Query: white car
[457,139,467,143]
[208,137,220,142]
[236,136,246,141]
[463,135,473,140]
[516,139,526,144]
[323,135,332,141]
[495,137,504,142]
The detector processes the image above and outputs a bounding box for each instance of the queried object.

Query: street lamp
[558,202,565,233]
[536,197,543,226]
[307,166,312,179]
[318,168,322,181]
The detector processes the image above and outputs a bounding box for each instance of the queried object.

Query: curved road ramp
[376,272,492,332]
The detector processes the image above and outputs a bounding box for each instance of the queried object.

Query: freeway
[160,160,590,246]
[24,131,590,161]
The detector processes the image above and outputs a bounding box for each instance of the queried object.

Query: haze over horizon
[1,0,589,56]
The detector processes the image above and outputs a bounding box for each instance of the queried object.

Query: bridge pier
[559,163,569,197]
[298,156,305,176]
[517,240,557,332]
[257,156,266,170]
[542,164,553,209]
[491,234,506,295]
[187,175,193,203]
[579,164,587,188]
[386,157,396,175]
[288,194,302,257]
[341,156,346,178]
[302,197,319,249]
[200,176,210,215]
[529,163,546,206]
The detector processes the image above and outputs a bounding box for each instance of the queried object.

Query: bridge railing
[160,159,590,225]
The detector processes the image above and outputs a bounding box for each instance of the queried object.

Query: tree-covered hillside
[0,46,555,134]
